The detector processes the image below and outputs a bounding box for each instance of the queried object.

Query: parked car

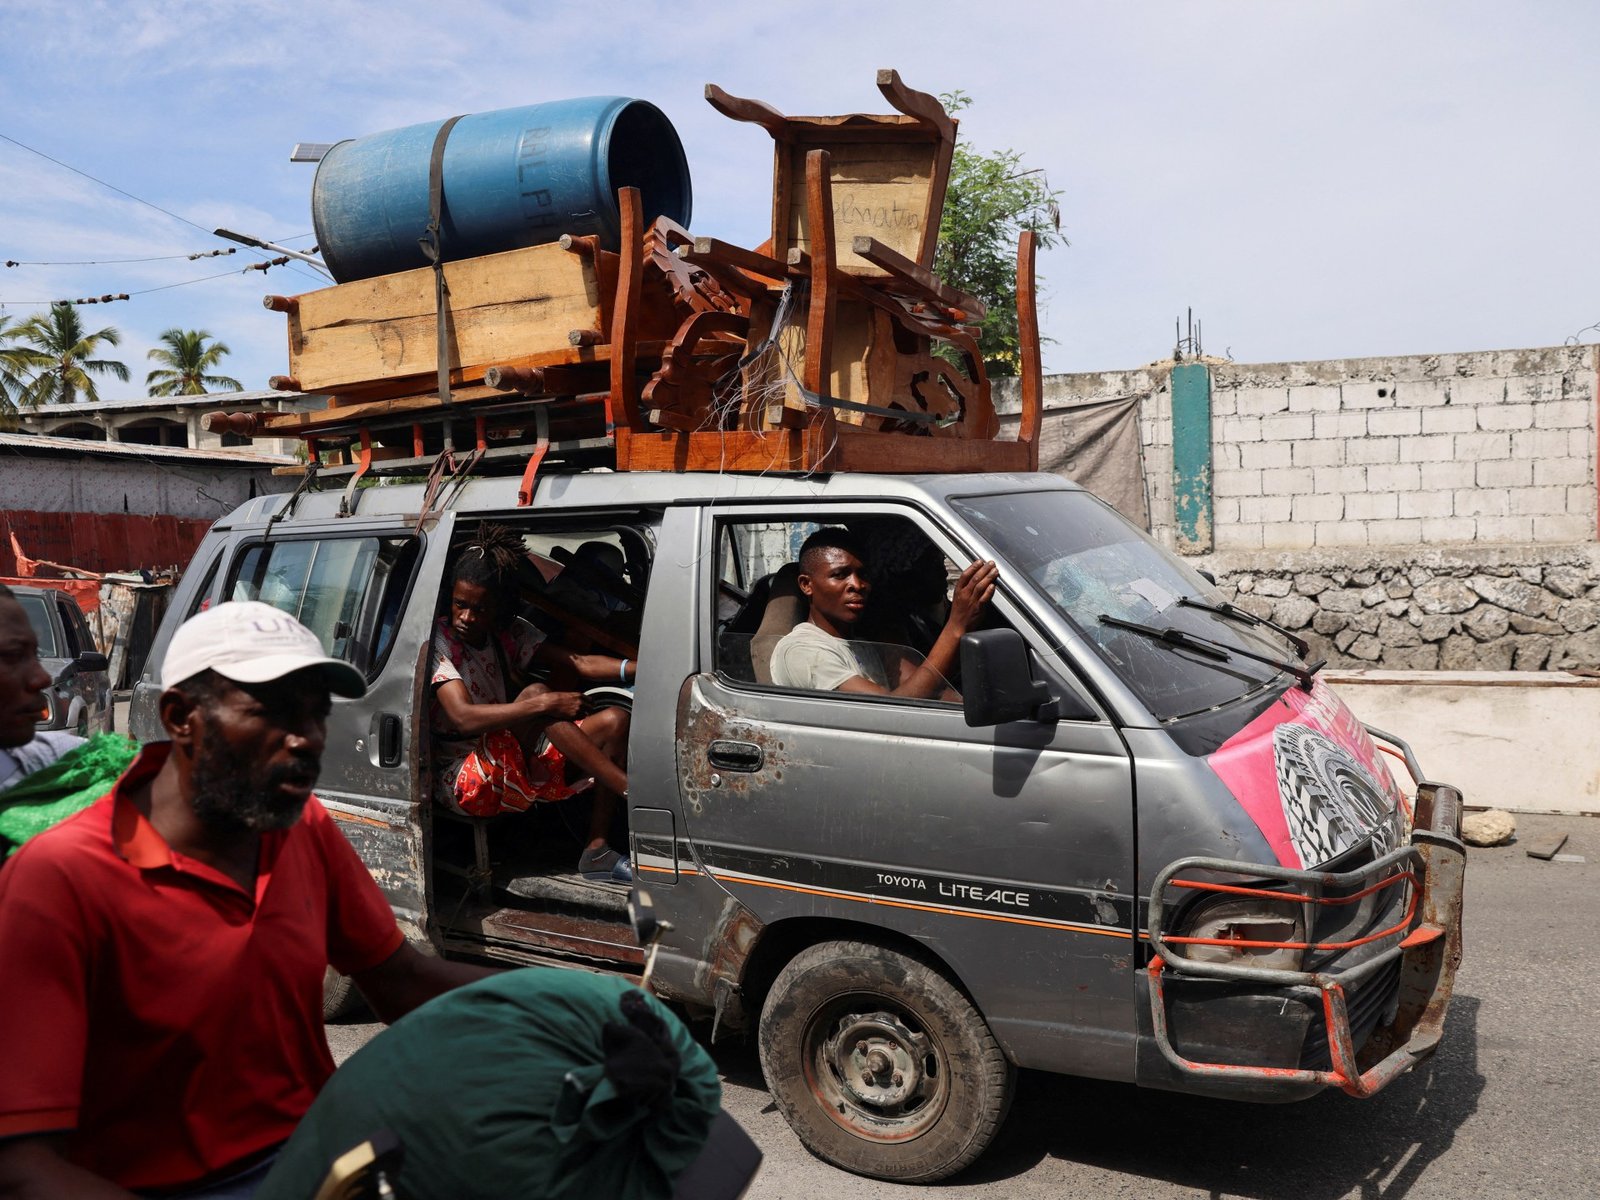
[129,470,1466,1183]
[13,585,113,736]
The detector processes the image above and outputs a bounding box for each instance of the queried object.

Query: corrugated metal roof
[23,389,308,417]
[0,431,293,466]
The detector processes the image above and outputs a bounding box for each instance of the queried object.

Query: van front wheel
[757,940,1014,1182]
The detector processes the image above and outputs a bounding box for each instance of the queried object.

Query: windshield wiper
[1177,595,1311,659]
[1099,614,1322,692]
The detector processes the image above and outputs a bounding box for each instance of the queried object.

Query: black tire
[322,966,361,1021]
[758,940,1015,1182]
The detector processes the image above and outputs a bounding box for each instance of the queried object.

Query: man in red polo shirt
[0,601,493,1199]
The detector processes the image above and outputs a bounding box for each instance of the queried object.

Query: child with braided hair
[429,525,634,881]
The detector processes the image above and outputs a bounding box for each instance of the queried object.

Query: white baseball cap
[160,600,367,698]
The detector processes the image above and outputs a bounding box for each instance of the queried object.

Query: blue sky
[3,0,1599,398]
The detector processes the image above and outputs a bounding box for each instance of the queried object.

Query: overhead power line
[0,131,217,237]
[5,248,237,267]
[1,258,307,307]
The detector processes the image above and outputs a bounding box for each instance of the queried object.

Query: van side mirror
[960,629,1068,727]
[1196,569,1217,586]
[75,651,109,674]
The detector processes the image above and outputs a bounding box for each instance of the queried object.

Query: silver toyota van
[129,468,1465,1183]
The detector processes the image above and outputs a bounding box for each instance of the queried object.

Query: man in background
[0,601,493,1199]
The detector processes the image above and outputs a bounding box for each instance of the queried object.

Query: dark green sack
[0,733,139,858]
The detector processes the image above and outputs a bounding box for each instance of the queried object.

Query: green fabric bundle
[257,969,723,1200]
[0,733,138,858]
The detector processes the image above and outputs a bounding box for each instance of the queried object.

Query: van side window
[714,516,994,702]
[56,598,82,658]
[228,536,421,679]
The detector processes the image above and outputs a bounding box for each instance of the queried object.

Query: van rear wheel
[757,940,1014,1182]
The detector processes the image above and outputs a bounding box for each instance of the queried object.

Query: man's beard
[190,734,318,833]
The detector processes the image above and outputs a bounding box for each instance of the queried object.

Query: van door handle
[708,740,764,773]
[377,713,402,767]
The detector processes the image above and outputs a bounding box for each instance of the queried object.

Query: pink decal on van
[1208,679,1403,869]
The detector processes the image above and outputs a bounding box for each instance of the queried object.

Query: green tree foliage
[0,314,42,415]
[8,302,130,407]
[934,92,1065,377]
[146,327,242,396]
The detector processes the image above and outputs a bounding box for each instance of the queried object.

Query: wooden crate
[284,242,604,394]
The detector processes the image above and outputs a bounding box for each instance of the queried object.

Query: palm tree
[0,313,49,413]
[145,327,243,396]
[10,303,129,407]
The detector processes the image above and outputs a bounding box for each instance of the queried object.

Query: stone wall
[1197,544,1600,671]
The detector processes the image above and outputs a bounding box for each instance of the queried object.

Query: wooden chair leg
[1016,229,1044,471]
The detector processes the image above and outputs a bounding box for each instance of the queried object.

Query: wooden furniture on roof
[212,71,1043,489]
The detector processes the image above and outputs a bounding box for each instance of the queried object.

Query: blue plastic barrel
[311,97,692,283]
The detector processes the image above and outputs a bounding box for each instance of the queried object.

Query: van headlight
[1173,894,1308,971]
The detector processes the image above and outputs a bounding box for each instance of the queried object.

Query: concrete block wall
[1207,345,1598,551]
[997,343,1599,669]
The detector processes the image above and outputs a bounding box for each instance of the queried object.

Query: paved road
[326,811,1599,1198]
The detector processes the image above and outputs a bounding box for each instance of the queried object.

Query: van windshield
[951,490,1303,721]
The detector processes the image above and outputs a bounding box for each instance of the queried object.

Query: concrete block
[1209,390,1238,417]
[1368,410,1423,437]
[1287,385,1341,413]
[1215,442,1242,469]
[1262,521,1317,550]
[1510,429,1571,459]
[1533,399,1593,428]
[1213,468,1264,498]
[1391,380,1448,408]
[1315,519,1370,546]
[1476,516,1535,543]
[1571,429,1595,457]
[1420,461,1476,490]
[1366,462,1422,491]
[1261,413,1315,441]
[1475,459,1533,488]
[1421,406,1477,435]
[1293,493,1345,522]
[1215,522,1265,549]
[1239,495,1293,523]
[1509,486,1570,516]
[1536,512,1600,540]
[1346,437,1400,465]
[1448,376,1507,407]
[1534,457,1593,487]
[1314,412,1367,439]
[1240,441,1294,470]
[1476,403,1536,431]
[1400,434,1455,463]
[1261,466,1315,495]
[1314,465,1368,494]
[1212,496,1240,526]
[1234,387,1290,417]
[1346,491,1399,520]
[1455,431,1512,460]
[1341,383,1397,411]
[1291,439,1346,467]
[1421,516,1477,544]
[1454,487,1510,516]
[1569,483,1597,514]
[1398,489,1454,519]
[1220,416,1263,443]
[1368,518,1424,545]
[1507,374,1565,403]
